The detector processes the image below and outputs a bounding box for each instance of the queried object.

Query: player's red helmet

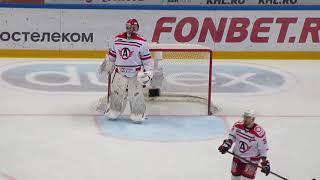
[126,18,139,34]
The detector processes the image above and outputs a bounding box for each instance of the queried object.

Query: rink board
[0,4,319,59]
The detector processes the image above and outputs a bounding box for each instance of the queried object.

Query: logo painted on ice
[0,61,295,94]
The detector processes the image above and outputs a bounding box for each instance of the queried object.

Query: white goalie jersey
[228,121,269,163]
[107,32,153,77]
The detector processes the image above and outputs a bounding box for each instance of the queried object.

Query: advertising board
[44,0,320,5]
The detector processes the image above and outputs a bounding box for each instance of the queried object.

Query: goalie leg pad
[106,73,129,119]
[105,108,121,120]
[127,77,146,123]
[130,113,145,124]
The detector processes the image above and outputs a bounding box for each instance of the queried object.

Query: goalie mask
[126,18,139,38]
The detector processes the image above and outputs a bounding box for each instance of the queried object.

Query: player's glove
[99,60,106,74]
[99,59,115,74]
[260,159,270,176]
[137,71,153,85]
[218,139,232,154]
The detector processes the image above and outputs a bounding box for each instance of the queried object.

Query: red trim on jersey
[141,56,151,60]
[236,130,254,139]
[115,32,147,42]
[250,156,261,161]
[115,66,141,73]
[116,32,127,39]
[115,42,140,47]
[131,34,147,41]
[234,122,245,130]
[109,53,116,57]
[236,133,255,142]
[109,51,116,57]
[234,122,265,138]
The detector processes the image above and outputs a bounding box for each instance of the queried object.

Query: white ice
[0,58,319,180]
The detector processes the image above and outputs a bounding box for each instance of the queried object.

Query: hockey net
[95,43,218,116]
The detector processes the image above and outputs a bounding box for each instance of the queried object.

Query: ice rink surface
[0,58,319,180]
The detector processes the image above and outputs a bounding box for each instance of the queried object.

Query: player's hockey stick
[98,73,112,115]
[107,73,111,102]
[227,151,289,180]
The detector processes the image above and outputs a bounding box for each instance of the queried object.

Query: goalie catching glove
[137,71,153,85]
[99,59,115,74]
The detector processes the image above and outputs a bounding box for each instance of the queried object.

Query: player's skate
[104,108,121,121]
[130,113,146,124]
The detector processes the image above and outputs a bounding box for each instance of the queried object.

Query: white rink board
[0,8,61,49]
[0,8,319,51]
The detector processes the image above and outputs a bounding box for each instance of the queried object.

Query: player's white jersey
[107,32,153,77]
[228,121,269,163]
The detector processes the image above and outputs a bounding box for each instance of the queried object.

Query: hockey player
[218,110,270,180]
[99,18,153,123]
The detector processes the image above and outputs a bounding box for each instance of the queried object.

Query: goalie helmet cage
[99,43,217,116]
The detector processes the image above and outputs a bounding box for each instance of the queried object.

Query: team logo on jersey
[253,126,265,137]
[239,141,252,153]
[118,48,134,60]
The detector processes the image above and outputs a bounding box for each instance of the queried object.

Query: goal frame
[149,46,213,115]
